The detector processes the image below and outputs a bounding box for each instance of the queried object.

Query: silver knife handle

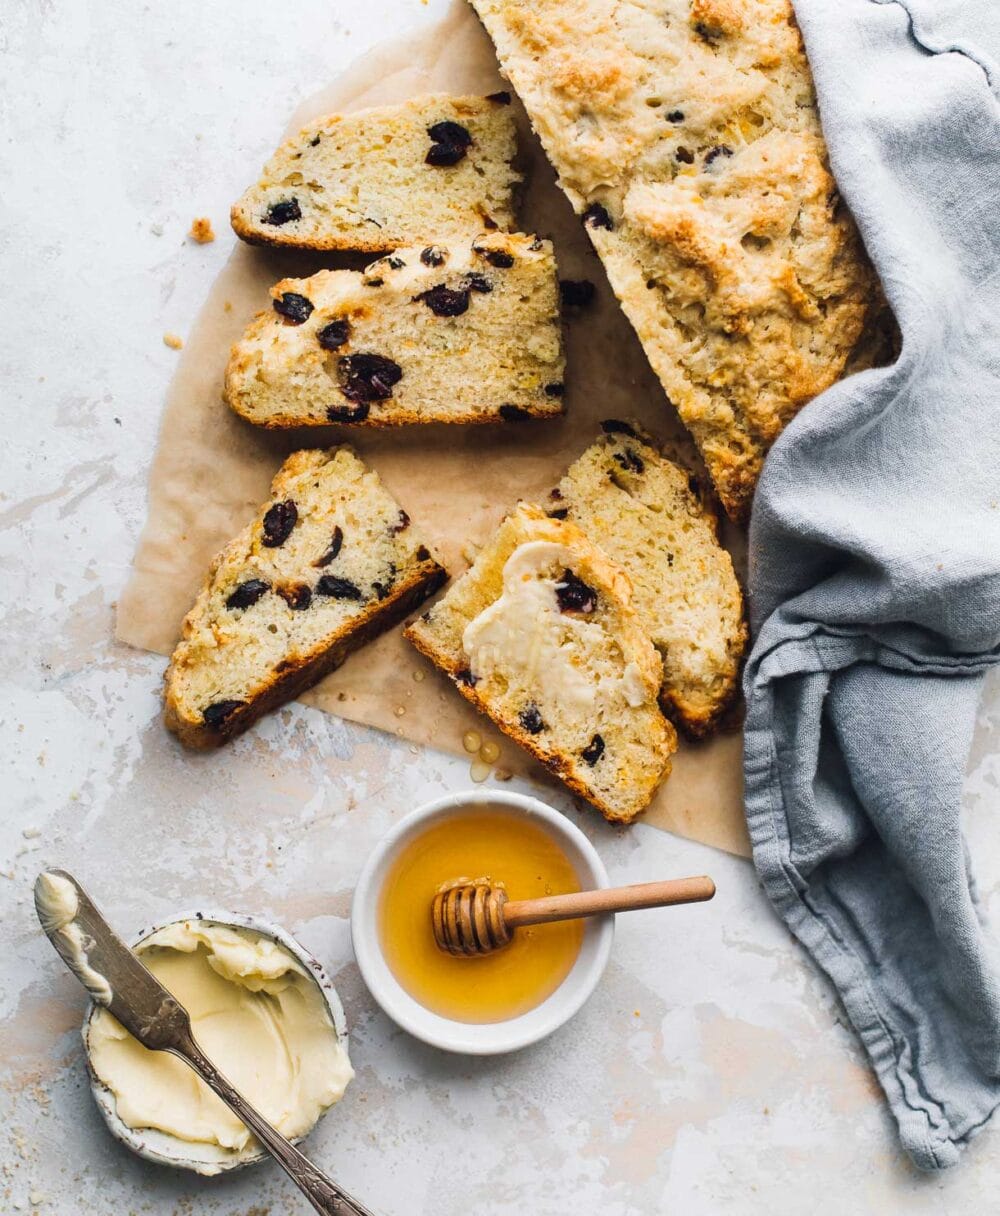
[173,1036,376,1216]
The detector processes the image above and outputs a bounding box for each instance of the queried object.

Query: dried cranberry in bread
[468,0,883,519]
[165,448,446,748]
[231,93,519,252]
[405,504,676,822]
[225,233,564,427]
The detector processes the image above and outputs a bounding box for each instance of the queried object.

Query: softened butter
[87,919,352,1156]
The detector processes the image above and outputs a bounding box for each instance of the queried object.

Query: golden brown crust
[469,0,885,521]
[223,235,565,429]
[228,219,402,255]
[224,402,562,430]
[165,562,446,748]
[164,447,448,749]
[660,665,739,739]
[404,503,676,823]
[553,423,746,737]
[405,629,656,823]
[231,94,520,252]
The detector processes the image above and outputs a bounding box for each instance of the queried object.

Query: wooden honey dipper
[431,874,716,957]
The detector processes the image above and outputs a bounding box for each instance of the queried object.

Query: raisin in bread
[165,448,446,748]
[551,422,745,737]
[404,504,676,822]
[468,0,882,520]
[225,233,565,427]
[231,93,519,252]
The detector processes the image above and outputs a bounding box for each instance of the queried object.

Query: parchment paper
[116,0,750,858]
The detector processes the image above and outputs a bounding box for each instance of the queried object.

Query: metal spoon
[34,869,375,1216]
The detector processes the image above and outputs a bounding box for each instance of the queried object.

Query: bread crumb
[494,767,512,781]
[163,332,184,350]
[224,300,233,312]
[189,216,215,244]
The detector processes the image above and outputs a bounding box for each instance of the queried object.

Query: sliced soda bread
[404,504,677,823]
[551,422,746,737]
[231,93,520,251]
[225,233,565,427]
[165,448,446,748]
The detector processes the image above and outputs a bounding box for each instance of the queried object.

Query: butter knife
[34,869,375,1216]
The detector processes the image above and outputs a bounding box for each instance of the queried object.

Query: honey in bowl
[378,807,584,1023]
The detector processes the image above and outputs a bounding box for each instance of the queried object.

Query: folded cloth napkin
[744,0,1000,1171]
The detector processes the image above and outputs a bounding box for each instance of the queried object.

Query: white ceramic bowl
[351,789,613,1054]
[81,910,349,1176]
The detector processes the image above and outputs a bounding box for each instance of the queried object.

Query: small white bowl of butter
[81,911,352,1175]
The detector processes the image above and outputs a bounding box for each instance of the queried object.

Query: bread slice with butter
[404,503,676,823]
[224,232,565,428]
[551,422,746,737]
[231,93,520,252]
[165,448,447,748]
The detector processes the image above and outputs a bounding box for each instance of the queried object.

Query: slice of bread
[165,448,446,748]
[224,233,565,427]
[468,0,881,520]
[231,93,520,251]
[404,504,676,823]
[551,422,746,737]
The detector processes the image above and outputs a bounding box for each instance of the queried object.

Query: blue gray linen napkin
[743,0,1000,1171]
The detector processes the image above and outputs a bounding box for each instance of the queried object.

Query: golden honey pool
[351,790,614,1055]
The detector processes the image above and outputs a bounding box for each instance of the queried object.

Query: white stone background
[2,1,999,1212]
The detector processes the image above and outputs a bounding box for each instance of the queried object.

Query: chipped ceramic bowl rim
[351,788,614,1054]
[81,908,349,1176]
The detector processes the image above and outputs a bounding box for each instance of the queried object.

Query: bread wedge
[225,233,565,427]
[405,503,676,822]
[551,422,745,736]
[468,0,882,520]
[231,93,519,251]
[165,448,446,748]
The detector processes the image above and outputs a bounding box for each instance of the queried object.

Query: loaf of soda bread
[551,422,745,736]
[224,233,565,427]
[405,504,677,823]
[232,93,520,251]
[165,448,446,748]
[468,0,882,520]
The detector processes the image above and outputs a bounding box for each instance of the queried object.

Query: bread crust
[229,221,398,255]
[469,0,884,520]
[231,93,520,252]
[164,448,447,748]
[222,403,563,430]
[224,235,565,429]
[554,422,747,738]
[166,561,446,748]
[405,629,659,824]
[404,504,676,823]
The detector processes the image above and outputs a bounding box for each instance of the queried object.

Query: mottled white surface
[2,1,1000,1212]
